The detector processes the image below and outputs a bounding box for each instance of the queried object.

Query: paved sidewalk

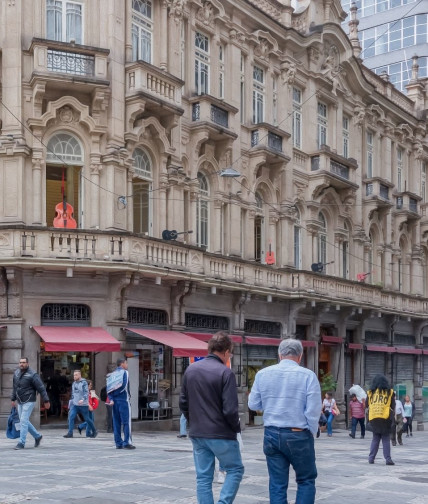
[1,427,428,503]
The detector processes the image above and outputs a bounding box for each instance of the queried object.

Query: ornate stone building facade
[1,0,428,430]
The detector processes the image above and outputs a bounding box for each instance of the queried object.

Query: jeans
[351,417,365,438]
[67,405,96,436]
[191,437,244,504]
[78,410,95,436]
[180,414,187,436]
[17,401,41,446]
[263,426,317,504]
[326,411,334,435]
[369,432,392,463]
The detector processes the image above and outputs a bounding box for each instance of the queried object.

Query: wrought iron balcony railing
[210,104,228,128]
[47,49,95,76]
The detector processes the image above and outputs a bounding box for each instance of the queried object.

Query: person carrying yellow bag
[366,374,395,466]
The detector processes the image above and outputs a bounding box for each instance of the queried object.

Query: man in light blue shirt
[248,338,321,504]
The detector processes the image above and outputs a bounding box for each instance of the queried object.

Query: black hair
[369,374,390,393]
[117,357,126,367]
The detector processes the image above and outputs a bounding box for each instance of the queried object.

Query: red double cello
[53,169,77,229]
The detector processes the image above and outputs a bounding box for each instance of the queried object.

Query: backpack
[106,368,125,394]
[100,386,107,402]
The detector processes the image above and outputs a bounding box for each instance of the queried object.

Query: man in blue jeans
[248,339,321,504]
[180,332,244,504]
[63,370,97,439]
[11,357,50,450]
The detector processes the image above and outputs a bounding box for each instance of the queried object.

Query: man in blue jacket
[108,357,135,449]
[179,332,244,504]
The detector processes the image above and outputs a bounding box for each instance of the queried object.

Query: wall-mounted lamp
[211,286,217,295]
[336,304,340,311]
[66,267,73,278]
[358,307,363,314]
[267,294,272,303]
[407,316,411,322]
[155,276,162,285]
[311,300,316,308]
[378,311,382,318]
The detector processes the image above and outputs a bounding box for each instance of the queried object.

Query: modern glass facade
[341,0,428,91]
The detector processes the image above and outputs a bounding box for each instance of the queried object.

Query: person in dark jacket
[179,331,244,504]
[11,357,50,450]
[367,374,395,466]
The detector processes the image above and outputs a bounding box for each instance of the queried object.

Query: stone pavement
[1,426,428,504]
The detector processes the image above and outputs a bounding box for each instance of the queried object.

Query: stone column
[159,1,168,70]
[32,158,43,225]
[90,163,102,229]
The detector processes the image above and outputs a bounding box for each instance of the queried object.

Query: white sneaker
[217,470,226,484]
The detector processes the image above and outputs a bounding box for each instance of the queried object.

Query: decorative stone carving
[413,141,424,160]
[229,29,245,44]
[353,106,366,127]
[254,38,270,60]
[307,46,320,65]
[58,106,75,124]
[281,62,296,86]
[196,1,214,25]
[168,0,186,23]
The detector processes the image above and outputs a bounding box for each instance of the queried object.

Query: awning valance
[184,332,243,344]
[321,336,343,344]
[395,347,422,355]
[301,340,317,348]
[365,345,396,353]
[245,336,281,346]
[34,326,121,352]
[125,328,208,357]
[0,325,7,330]
[348,343,363,350]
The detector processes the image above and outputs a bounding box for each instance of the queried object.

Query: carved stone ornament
[307,46,320,64]
[413,141,424,160]
[281,62,296,86]
[58,106,75,123]
[168,0,186,23]
[254,38,271,61]
[196,1,214,26]
[90,163,102,175]
[229,29,245,44]
[353,106,366,127]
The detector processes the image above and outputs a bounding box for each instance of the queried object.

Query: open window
[132,148,153,235]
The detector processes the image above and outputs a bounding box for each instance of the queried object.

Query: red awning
[33,326,121,352]
[0,325,6,330]
[395,347,422,355]
[184,332,243,344]
[125,328,208,357]
[366,345,396,353]
[301,340,317,348]
[245,336,281,346]
[423,350,428,355]
[321,336,343,344]
[348,343,363,350]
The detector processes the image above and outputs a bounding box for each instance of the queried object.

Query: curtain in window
[47,0,62,41]
[66,2,82,43]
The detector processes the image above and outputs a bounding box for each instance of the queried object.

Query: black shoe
[392,442,396,446]
[398,441,403,445]
[92,431,98,439]
[78,427,82,435]
[349,433,355,439]
[368,460,374,464]
[63,433,73,438]
[316,429,320,439]
[177,434,187,438]
[386,460,395,466]
[410,433,413,437]
[123,444,136,450]
[360,436,364,439]
[14,443,25,450]
[34,435,43,448]
[116,446,123,449]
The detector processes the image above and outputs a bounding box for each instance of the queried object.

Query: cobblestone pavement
[1,426,428,504]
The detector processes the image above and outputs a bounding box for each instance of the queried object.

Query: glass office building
[341,0,428,92]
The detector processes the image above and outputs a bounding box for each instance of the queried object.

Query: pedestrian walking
[248,338,321,504]
[108,357,135,449]
[63,370,97,439]
[322,391,339,437]
[179,331,244,504]
[349,393,366,439]
[390,392,404,446]
[11,357,50,450]
[367,374,395,465]
[403,395,415,437]
[77,380,99,437]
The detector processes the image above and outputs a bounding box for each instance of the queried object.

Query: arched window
[294,209,302,269]
[46,132,83,228]
[254,192,265,262]
[196,172,209,248]
[318,212,327,272]
[132,148,152,235]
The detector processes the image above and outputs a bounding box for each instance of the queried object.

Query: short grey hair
[278,338,303,358]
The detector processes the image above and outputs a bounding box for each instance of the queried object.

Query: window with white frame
[397,147,403,192]
[292,88,302,149]
[253,66,265,124]
[132,148,152,235]
[240,54,245,124]
[46,0,83,44]
[132,0,153,63]
[422,162,426,203]
[343,116,350,158]
[195,31,210,95]
[219,44,225,99]
[196,172,209,248]
[294,209,302,269]
[318,212,327,272]
[367,131,374,178]
[317,102,327,149]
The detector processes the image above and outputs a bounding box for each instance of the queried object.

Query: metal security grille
[127,307,168,327]
[41,303,90,327]
[185,313,229,331]
[394,333,416,346]
[365,331,389,343]
[424,356,428,381]
[244,319,281,336]
[364,352,385,387]
[395,354,414,382]
[246,345,279,362]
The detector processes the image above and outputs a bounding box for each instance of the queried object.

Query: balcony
[363,178,394,217]
[29,38,109,89]
[126,61,184,122]
[248,123,290,164]
[188,94,238,141]
[2,227,428,318]
[392,191,421,223]
[308,147,358,196]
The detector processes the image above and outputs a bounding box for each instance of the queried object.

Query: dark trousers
[404,416,413,434]
[106,404,113,432]
[351,417,365,437]
[369,432,392,463]
[112,398,132,448]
